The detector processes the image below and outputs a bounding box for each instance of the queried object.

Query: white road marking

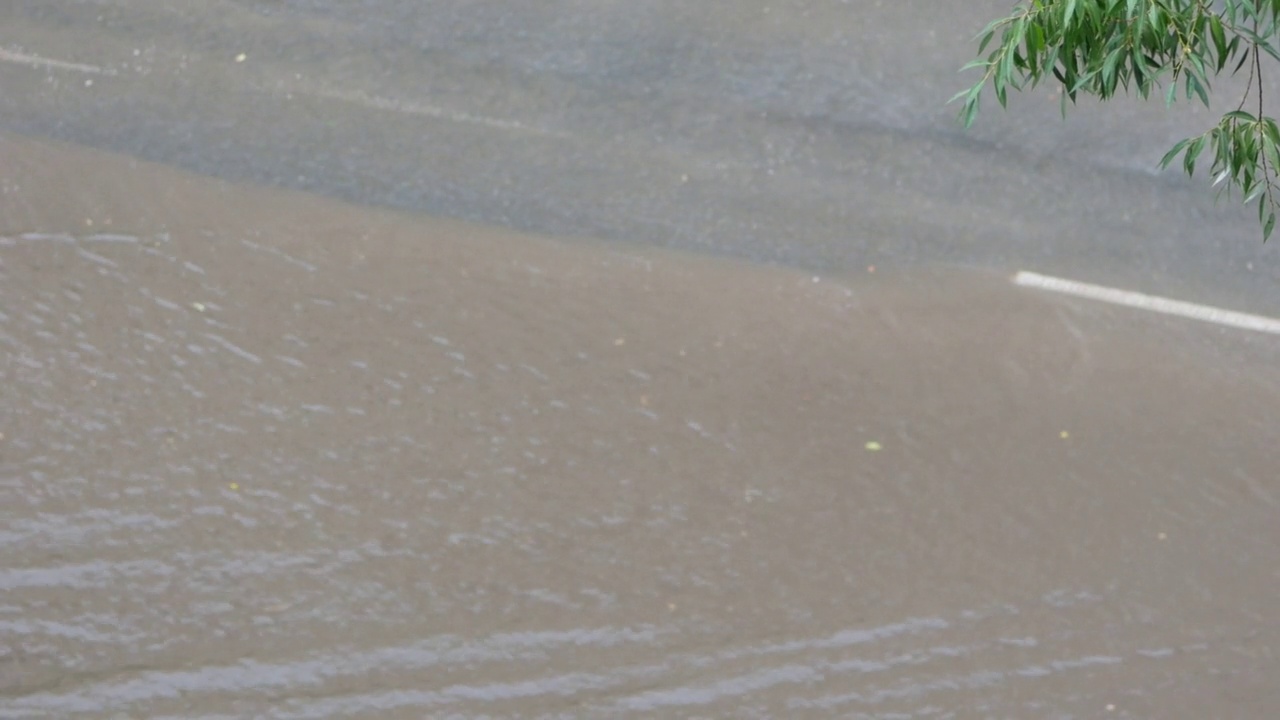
[1013,270,1280,336]
[0,46,115,75]
[296,84,565,137]
[2,41,555,138]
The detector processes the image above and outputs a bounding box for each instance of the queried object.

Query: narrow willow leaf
[1244,181,1267,205]
[1186,72,1209,106]
[948,86,975,105]
[963,95,981,129]
[1233,46,1252,74]
[1211,16,1228,71]
[1186,49,1207,80]
[975,15,1010,42]
[1029,22,1045,54]
[1102,49,1123,94]
[978,30,997,55]
[1264,117,1280,146]
[1159,138,1192,168]
[1185,135,1209,175]
[1263,133,1280,174]
[1259,40,1280,63]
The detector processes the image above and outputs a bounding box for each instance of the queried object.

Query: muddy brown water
[3,132,1280,718]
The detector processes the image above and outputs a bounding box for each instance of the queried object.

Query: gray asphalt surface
[1,0,1277,310]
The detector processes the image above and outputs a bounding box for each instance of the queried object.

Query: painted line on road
[0,46,115,75]
[1013,271,1280,335]
[296,84,566,138]
[1,41,555,137]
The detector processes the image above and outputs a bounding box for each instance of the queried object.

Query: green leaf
[1264,118,1280,147]
[1244,181,1267,205]
[1265,211,1276,242]
[974,15,1011,43]
[1263,125,1280,168]
[977,30,997,55]
[1185,72,1209,106]
[1186,49,1207,80]
[948,85,975,105]
[1102,49,1123,95]
[953,0,1280,242]
[1210,17,1228,71]
[1233,46,1252,75]
[1258,40,1280,64]
[1185,135,1209,175]
[962,92,981,128]
[1159,138,1192,169]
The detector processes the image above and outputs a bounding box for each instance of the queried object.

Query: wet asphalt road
[1,0,1278,314]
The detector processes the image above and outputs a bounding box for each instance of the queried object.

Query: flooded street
[4,134,1280,718]
[3,2,1280,718]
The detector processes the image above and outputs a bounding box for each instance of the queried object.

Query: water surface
[3,133,1279,718]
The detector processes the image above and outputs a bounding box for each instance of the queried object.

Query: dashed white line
[296,84,564,137]
[1014,270,1280,336]
[2,42,554,138]
[0,46,115,75]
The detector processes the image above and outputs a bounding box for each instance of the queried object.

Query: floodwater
[3,132,1280,718]
[4,1,1280,718]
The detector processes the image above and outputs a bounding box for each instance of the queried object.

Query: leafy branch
[953,0,1280,240]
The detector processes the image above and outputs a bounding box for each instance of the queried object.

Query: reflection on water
[3,134,1280,718]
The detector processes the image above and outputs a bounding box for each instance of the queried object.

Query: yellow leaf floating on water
[865,441,882,451]
[1060,431,1070,439]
